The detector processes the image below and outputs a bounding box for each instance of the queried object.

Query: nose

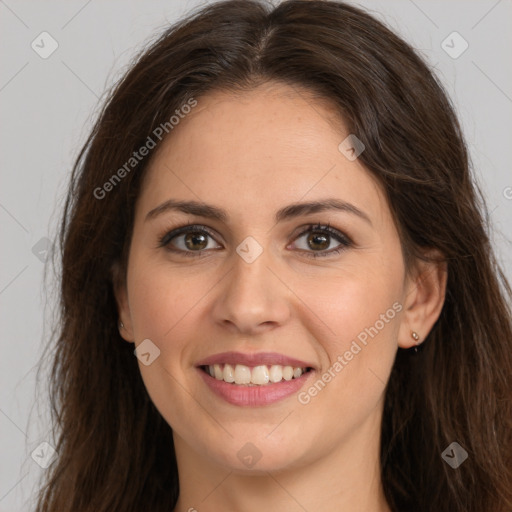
[211,245,291,335]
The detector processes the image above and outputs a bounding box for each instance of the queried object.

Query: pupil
[185,232,207,250]
[308,233,329,250]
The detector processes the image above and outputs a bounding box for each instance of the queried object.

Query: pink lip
[197,367,316,406]
[195,351,316,369]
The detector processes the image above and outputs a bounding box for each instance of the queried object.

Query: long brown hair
[34,1,512,510]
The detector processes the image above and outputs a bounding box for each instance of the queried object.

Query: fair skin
[115,83,446,512]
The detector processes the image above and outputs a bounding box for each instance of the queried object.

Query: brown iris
[184,232,208,250]
[307,232,329,251]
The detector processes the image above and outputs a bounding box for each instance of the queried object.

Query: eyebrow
[145,198,372,226]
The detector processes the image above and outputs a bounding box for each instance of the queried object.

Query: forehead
[137,84,387,227]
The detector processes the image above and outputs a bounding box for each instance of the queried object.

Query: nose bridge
[232,244,271,293]
[212,238,290,333]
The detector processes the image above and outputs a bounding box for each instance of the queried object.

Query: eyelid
[157,222,352,257]
[292,222,351,243]
[288,223,352,258]
[157,223,222,249]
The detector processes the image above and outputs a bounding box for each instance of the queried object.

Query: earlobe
[111,261,135,343]
[398,253,448,349]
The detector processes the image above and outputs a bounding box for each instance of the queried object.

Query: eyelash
[157,222,353,259]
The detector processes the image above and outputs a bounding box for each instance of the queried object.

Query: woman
[35,1,512,511]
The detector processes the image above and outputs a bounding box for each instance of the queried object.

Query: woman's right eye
[158,225,222,257]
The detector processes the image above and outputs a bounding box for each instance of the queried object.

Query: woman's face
[117,83,424,472]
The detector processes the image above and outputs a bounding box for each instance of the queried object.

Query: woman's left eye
[158,223,352,258]
[289,224,352,258]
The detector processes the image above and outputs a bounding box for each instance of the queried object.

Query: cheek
[293,262,402,406]
[294,259,402,347]
[125,256,210,424]
[127,255,211,340]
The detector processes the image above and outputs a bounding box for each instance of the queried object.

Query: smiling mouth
[200,363,314,386]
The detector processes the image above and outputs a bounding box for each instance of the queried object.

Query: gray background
[1,0,511,510]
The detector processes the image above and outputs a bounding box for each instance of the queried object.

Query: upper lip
[196,351,316,370]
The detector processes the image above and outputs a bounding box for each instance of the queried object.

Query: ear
[398,250,448,348]
[111,261,135,343]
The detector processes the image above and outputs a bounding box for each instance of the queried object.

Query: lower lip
[197,367,315,406]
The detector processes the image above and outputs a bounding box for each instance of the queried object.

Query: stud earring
[411,330,420,353]
[118,321,124,330]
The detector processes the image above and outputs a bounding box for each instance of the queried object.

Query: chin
[203,434,308,474]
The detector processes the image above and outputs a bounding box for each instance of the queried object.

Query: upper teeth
[206,364,308,385]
